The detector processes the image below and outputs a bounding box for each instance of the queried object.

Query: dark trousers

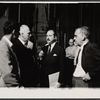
[64,58,74,87]
[72,76,88,87]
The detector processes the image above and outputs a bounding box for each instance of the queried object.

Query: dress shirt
[73,39,89,77]
[46,42,56,52]
[65,45,78,59]
[50,42,56,52]
[74,46,80,65]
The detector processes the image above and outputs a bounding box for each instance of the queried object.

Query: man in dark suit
[13,24,38,87]
[39,29,65,88]
[0,20,20,87]
[73,26,100,87]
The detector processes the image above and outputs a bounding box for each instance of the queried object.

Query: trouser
[72,76,88,87]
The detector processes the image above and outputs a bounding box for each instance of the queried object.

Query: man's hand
[3,73,19,87]
[54,82,61,88]
[83,72,91,81]
[38,50,44,60]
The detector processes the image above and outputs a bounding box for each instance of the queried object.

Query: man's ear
[19,30,23,35]
[82,34,86,41]
[12,29,15,34]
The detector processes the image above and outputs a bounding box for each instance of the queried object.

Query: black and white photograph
[0,2,100,98]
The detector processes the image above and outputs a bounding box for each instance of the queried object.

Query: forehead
[47,30,54,35]
[75,29,82,36]
[20,25,30,32]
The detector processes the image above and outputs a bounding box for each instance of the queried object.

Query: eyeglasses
[28,32,32,35]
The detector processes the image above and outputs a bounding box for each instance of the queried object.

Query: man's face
[69,39,74,46]
[19,25,31,42]
[46,30,55,44]
[74,29,83,46]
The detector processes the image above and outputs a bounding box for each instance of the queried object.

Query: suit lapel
[17,39,25,47]
[81,41,90,70]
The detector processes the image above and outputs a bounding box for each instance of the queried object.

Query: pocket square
[53,54,57,56]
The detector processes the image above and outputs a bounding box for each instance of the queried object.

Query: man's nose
[73,37,75,40]
[46,37,49,40]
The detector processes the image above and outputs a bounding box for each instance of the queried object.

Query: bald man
[13,24,38,87]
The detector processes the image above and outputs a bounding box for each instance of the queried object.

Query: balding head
[19,25,30,34]
[19,24,31,42]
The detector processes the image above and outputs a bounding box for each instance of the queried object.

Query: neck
[49,40,56,45]
[80,39,88,47]
[4,34,12,41]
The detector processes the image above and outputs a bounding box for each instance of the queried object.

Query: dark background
[0,3,100,48]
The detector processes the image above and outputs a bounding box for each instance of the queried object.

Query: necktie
[47,44,51,54]
[24,42,28,48]
[76,49,81,65]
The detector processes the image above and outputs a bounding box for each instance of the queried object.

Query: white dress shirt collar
[45,41,57,52]
[18,37,26,45]
[81,39,89,49]
[50,42,56,51]
[3,36,13,47]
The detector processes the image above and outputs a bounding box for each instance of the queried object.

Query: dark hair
[3,19,16,35]
[47,29,57,37]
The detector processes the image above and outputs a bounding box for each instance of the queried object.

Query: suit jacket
[13,38,38,87]
[0,37,20,87]
[40,43,65,87]
[82,42,100,87]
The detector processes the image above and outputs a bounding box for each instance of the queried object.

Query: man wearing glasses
[13,24,38,87]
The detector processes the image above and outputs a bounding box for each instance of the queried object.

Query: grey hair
[76,26,90,38]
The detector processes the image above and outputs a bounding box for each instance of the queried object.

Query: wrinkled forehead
[47,30,54,36]
[75,29,82,35]
[20,25,30,33]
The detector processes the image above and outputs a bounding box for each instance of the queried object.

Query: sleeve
[65,47,69,57]
[0,45,11,86]
[0,76,6,87]
[89,44,100,79]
